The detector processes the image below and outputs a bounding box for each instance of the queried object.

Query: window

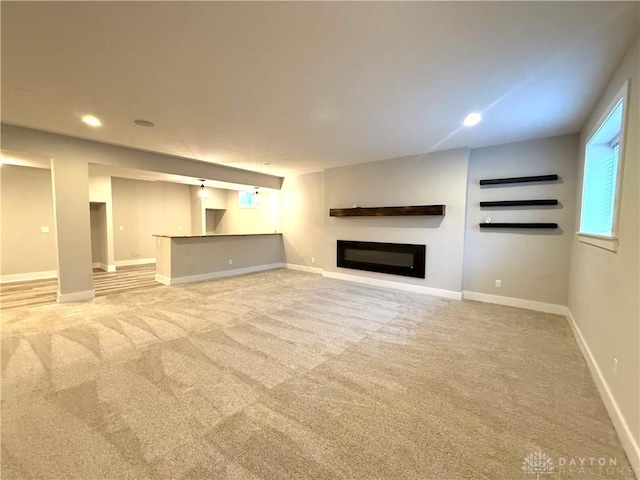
[578,81,628,251]
[239,190,257,208]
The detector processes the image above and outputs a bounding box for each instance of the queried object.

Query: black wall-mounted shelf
[330,204,445,217]
[480,174,558,186]
[480,199,558,207]
[479,222,558,229]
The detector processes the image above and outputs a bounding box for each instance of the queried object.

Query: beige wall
[88,175,111,203]
[0,165,57,277]
[568,36,639,458]
[156,234,285,281]
[1,170,283,275]
[280,172,325,268]
[112,178,192,262]
[464,134,578,305]
[218,189,280,235]
[324,148,469,293]
[190,186,204,236]
[203,187,227,234]
[191,186,229,235]
[203,187,227,210]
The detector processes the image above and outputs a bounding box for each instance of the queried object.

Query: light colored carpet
[1,269,634,479]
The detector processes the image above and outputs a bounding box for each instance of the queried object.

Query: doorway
[90,202,108,270]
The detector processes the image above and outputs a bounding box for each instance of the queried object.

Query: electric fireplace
[337,240,426,279]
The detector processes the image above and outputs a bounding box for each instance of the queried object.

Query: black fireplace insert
[337,240,426,279]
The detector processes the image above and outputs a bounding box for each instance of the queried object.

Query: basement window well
[239,190,258,208]
[578,81,628,252]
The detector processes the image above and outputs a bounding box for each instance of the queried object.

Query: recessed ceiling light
[462,112,482,127]
[134,119,155,127]
[81,115,102,127]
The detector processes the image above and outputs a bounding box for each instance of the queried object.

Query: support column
[51,157,95,302]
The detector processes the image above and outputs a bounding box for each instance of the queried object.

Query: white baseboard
[462,291,567,315]
[160,263,285,286]
[57,289,95,303]
[285,263,323,275]
[92,262,116,272]
[114,258,156,267]
[566,309,640,476]
[322,270,462,300]
[0,270,58,284]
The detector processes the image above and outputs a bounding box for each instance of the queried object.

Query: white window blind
[580,146,619,235]
[239,191,257,208]
[579,99,624,238]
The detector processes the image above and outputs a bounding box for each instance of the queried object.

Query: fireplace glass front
[337,240,426,278]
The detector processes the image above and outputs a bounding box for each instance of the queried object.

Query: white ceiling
[2,2,638,178]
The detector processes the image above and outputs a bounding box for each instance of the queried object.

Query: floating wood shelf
[479,222,558,229]
[330,204,445,217]
[480,199,558,207]
[480,174,558,186]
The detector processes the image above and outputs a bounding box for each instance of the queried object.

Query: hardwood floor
[93,264,160,297]
[0,277,58,310]
[0,264,161,310]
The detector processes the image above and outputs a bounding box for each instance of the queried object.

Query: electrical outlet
[613,357,619,377]
[311,257,315,264]
[495,280,502,288]
[40,226,50,233]
[228,258,233,265]
[119,225,124,231]
[177,225,181,231]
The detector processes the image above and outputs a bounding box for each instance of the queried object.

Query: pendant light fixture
[197,179,208,200]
